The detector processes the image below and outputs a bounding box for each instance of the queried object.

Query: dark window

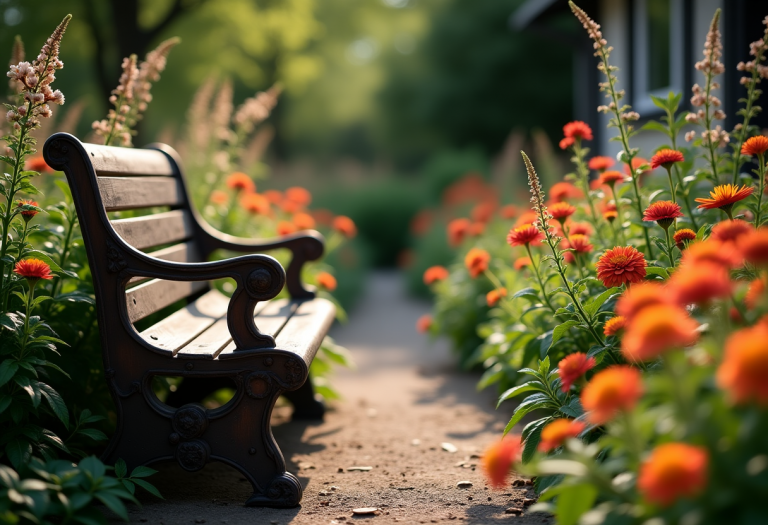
[647,0,671,91]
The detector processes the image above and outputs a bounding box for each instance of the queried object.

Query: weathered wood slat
[139,289,229,350]
[112,210,194,251]
[127,242,203,287]
[273,298,336,359]
[127,278,208,323]
[84,143,175,176]
[217,299,299,355]
[98,176,185,211]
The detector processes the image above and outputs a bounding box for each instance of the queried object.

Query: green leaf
[504,393,556,435]
[77,428,107,442]
[38,383,69,427]
[78,456,106,479]
[645,266,670,280]
[121,479,135,495]
[538,356,551,376]
[558,397,584,419]
[639,120,671,137]
[95,493,129,521]
[0,360,19,388]
[132,478,163,499]
[5,439,31,469]
[114,459,128,479]
[129,465,158,478]
[497,383,541,408]
[583,287,621,317]
[538,330,553,359]
[555,483,598,525]
[0,396,11,414]
[549,321,579,350]
[512,287,539,300]
[521,418,548,464]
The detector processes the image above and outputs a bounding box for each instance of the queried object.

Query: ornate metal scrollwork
[176,439,210,472]
[283,358,303,388]
[244,265,282,299]
[106,239,127,273]
[172,404,209,439]
[45,138,70,166]
[246,371,273,399]
[266,473,302,506]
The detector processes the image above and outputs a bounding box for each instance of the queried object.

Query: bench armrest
[126,249,286,350]
[198,223,324,300]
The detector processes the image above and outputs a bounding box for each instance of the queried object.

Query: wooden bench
[42,132,336,508]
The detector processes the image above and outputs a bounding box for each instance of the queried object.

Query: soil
[116,272,550,525]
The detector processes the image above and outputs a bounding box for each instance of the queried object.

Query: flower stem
[756,153,766,227]
[665,167,677,203]
[525,244,556,314]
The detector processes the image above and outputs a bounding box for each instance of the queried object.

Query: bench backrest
[43,133,210,326]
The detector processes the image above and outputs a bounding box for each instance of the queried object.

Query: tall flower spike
[521,151,558,243]
[129,37,179,126]
[8,35,24,93]
[92,54,139,146]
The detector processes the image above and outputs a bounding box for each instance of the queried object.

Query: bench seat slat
[98,176,185,211]
[128,242,203,287]
[112,210,194,251]
[127,278,208,323]
[272,298,336,361]
[84,143,175,176]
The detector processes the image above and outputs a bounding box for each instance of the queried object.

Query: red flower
[588,156,614,171]
[565,234,593,254]
[718,324,768,404]
[741,135,768,157]
[598,170,625,188]
[285,186,312,207]
[549,182,584,202]
[538,419,586,452]
[621,304,700,361]
[416,314,432,333]
[581,366,643,425]
[739,228,768,266]
[642,201,684,228]
[423,266,449,285]
[24,155,53,173]
[650,149,685,170]
[559,121,593,149]
[550,202,576,223]
[507,224,544,247]
[333,216,357,238]
[624,157,651,177]
[668,261,733,306]
[471,201,497,223]
[616,282,667,321]
[558,353,596,392]
[710,219,753,247]
[638,443,708,507]
[746,279,765,310]
[500,204,518,219]
[14,258,53,281]
[448,218,471,247]
[513,257,531,270]
[569,222,592,236]
[486,288,507,307]
[673,229,697,250]
[16,199,39,221]
[316,272,337,292]
[240,193,270,215]
[482,437,522,489]
[465,248,490,278]
[596,246,647,288]
[603,210,618,223]
[226,172,255,193]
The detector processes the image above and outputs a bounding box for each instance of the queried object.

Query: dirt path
[121,272,547,525]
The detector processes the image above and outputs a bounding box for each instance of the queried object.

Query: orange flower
[469,222,486,237]
[24,155,53,173]
[276,221,297,236]
[596,246,647,288]
[263,189,283,204]
[293,212,316,230]
[642,201,683,228]
[710,219,753,246]
[447,218,471,247]
[210,190,229,205]
[410,210,434,236]
[746,278,765,310]
[588,156,614,171]
[695,184,754,213]
[738,227,768,266]
[471,201,497,223]
[603,209,618,222]
[226,172,255,193]
[558,353,596,392]
[616,282,667,321]
[240,193,270,215]
[513,257,531,270]
[550,202,576,223]
[559,121,593,149]
[538,419,586,452]
[486,288,507,307]
[637,443,708,507]
[416,314,432,333]
[741,135,768,156]
[423,266,449,285]
[681,240,740,269]
[500,204,518,219]
[507,224,544,247]
[718,324,768,404]
[624,157,651,177]
[285,186,312,207]
[598,170,625,187]
[650,149,685,170]
[312,208,335,226]
[603,316,627,337]
[549,182,584,202]
[673,229,697,250]
[15,199,39,222]
[569,222,592,236]
[464,248,490,278]
[668,261,733,305]
[316,272,337,292]
[333,216,357,238]
[581,366,643,425]
[14,258,53,282]
[565,234,593,254]
[621,304,699,361]
[482,437,522,489]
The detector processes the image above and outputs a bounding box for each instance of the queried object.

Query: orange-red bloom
[486,288,508,307]
[465,248,490,278]
[710,219,753,246]
[603,209,618,222]
[210,190,229,205]
[226,172,255,193]
[14,258,53,281]
[276,221,297,236]
[581,366,643,425]
[333,216,357,238]
[285,186,312,207]
[565,234,593,254]
[500,204,518,219]
[621,304,699,361]
[25,155,53,173]
[588,156,614,172]
[515,211,538,227]
[416,314,432,333]
[746,278,765,310]
[741,135,768,157]
[598,170,625,187]
[738,227,768,266]
[448,218,471,247]
[637,443,708,507]
[293,212,316,230]
[624,157,652,177]
[695,184,754,211]
[549,182,584,202]
[469,222,486,237]
[616,282,667,321]
[673,229,697,250]
[471,201,497,223]
[569,222,592,236]
[596,246,647,288]
[423,265,449,285]
[240,193,270,215]
[603,316,627,337]
[507,224,544,247]
[650,149,685,170]
[559,121,593,149]
[550,202,576,223]
[558,353,596,392]
[482,437,522,489]
[681,240,740,269]
[316,272,337,292]
[513,257,531,270]
[16,199,39,221]
[668,261,733,305]
[643,201,683,228]
[538,419,586,452]
[718,324,768,404]
[263,189,283,204]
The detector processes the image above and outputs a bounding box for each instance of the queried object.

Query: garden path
[119,272,547,525]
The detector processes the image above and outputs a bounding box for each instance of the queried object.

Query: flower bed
[421,3,768,523]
